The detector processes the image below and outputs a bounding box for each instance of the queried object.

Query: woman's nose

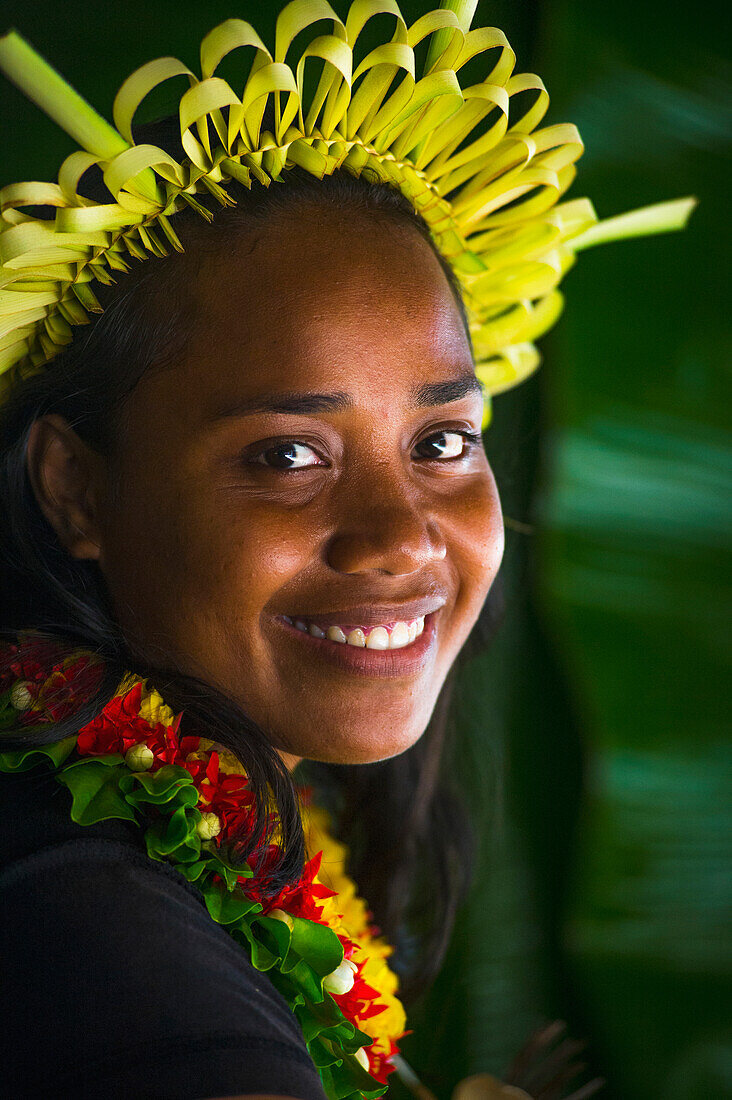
[325,477,447,576]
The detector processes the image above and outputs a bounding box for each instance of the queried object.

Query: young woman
[0,3,692,1098]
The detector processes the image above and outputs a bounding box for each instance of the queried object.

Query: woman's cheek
[438,484,503,654]
[448,475,503,582]
[195,506,312,612]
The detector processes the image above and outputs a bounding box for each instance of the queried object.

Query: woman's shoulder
[0,633,330,1098]
[0,768,326,1100]
[0,762,141,866]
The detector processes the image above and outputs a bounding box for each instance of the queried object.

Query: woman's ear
[25,414,107,562]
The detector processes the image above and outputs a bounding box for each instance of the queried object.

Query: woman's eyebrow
[208,373,482,421]
[413,374,482,407]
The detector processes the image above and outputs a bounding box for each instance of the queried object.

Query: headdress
[0,0,695,426]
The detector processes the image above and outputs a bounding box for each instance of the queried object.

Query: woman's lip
[282,597,446,629]
[274,610,440,679]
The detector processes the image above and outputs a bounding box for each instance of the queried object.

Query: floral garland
[0,633,407,1100]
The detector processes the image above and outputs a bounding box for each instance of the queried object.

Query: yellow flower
[139,685,176,728]
[198,738,246,774]
[114,671,141,697]
[302,800,407,1049]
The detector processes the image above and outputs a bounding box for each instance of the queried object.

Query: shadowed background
[1,1,728,1097]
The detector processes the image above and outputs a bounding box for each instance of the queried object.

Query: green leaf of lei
[0,734,76,772]
[254,913,295,959]
[295,997,369,1048]
[202,839,254,888]
[56,756,138,825]
[203,877,261,926]
[289,914,344,977]
[145,802,201,862]
[119,763,198,807]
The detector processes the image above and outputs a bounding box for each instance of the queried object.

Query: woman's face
[91,204,504,765]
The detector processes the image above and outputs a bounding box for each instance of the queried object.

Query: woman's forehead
[173,325,477,425]
[177,205,474,408]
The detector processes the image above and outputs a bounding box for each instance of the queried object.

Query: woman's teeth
[283,616,425,650]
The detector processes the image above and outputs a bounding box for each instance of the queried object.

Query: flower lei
[0,633,407,1100]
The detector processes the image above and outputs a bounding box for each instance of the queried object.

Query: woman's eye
[248,429,481,472]
[252,441,324,470]
[414,430,481,461]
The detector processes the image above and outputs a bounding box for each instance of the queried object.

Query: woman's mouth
[282,615,425,649]
[275,611,440,678]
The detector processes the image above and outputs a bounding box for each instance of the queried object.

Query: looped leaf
[145,801,202,862]
[0,734,76,772]
[103,144,187,205]
[200,18,271,80]
[113,56,195,144]
[56,756,137,826]
[289,914,344,977]
[203,877,262,925]
[0,6,697,427]
[409,9,464,75]
[119,762,197,807]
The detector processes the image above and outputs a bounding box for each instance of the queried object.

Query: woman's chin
[274,718,429,766]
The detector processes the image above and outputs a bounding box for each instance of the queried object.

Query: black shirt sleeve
[0,773,327,1100]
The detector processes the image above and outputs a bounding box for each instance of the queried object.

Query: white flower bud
[354,1047,370,1071]
[323,957,358,995]
[10,681,33,710]
[196,811,221,840]
[124,743,154,771]
[268,908,294,930]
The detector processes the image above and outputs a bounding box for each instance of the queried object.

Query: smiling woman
[0,152,503,1100]
[0,2,693,1098]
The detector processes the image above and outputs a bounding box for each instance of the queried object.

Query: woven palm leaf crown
[0,0,695,426]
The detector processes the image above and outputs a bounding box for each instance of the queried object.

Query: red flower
[333,967,388,1025]
[367,1039,401,1084]
[195,751,257,840]
[76,682,185,767]
[1,635,65,691]
[177,734,203,765]
[33,655,103,723]
[2,634,104,726]
[77,681,148,756]
[338,934,357,962]
[143,711,188,769]
[248,849,338,919]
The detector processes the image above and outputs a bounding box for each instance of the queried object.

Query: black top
[0,766,328,1100]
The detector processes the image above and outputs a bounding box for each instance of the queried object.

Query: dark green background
[1,2,729,1097]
